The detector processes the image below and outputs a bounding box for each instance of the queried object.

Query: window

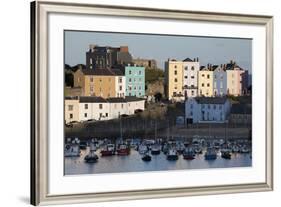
[208,104,211,109]
[119,86,122,91]
[139,92,141,96]
[202,83,204,87]
[190,104,193,109]
[121,104,124,109]
[191,66,194,71]
[214,105,216,109]
[191,76,195,79]
[174,70,177,75]
[90,77,93,82]
[184,76,188,79]
[105,113,108,117]
[99,113,102,118]
[119,77,122,83]
[69,114,73,119]
[207,74,210,79]
[99,104,103,109]
[202,74,205,77]
[99,79,102,82]
[174,65,177,69]
[174,78,178,82]
[190,112,193,116]
[84,113,87,118]
[129,70,132,75]
[139,86,141,90]
[90,86,94,92]
[207,83,210,87]
[174,86,177,90]
[68,105,73,111]
[139,78,142,82]
[191,90,194,96]
[84,104,88,109]
[214,75,217,80]
[185,66,188,70]
[139,70,142,75]
[129,78,132,82]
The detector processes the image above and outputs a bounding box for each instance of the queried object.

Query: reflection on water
[65,148,252,175]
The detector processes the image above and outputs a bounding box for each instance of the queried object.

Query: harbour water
[65,147,252,175]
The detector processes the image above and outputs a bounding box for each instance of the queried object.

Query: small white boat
[166,149,178,161]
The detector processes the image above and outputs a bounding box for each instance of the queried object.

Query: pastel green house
[125,65,145,97]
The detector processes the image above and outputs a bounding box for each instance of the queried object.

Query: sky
[64,31,252,73]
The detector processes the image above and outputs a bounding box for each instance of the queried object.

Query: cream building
[165,59,184,101]
[198,66,214,97]
[226,66,245,96]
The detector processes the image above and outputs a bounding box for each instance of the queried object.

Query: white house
[185,97,231,124]
[64,96,145,123]
[78,96,109,121]
[182,57,200,98]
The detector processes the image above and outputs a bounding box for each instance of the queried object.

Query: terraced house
[198,65,214,97]
[165,59,184,101]
[125,65,145,97]
[73,68,125,98]
[64,96,145,123]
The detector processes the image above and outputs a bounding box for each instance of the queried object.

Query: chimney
[197,57,199,62]
[230,60,233,64]
[193,58,196,62]
[120,46,129,52]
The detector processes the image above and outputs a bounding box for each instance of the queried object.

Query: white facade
[182,58,200,98]
[64,97,145,123]
[185,97,231,123]
[115,76,126,97]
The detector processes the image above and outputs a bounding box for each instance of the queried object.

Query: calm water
[64,147,252,175]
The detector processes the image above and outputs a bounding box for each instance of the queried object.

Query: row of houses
[73,64,145,98]
[185,97,251,125]
[165,58,249,101]
[65,96,145,123]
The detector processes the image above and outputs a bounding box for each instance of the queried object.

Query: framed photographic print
[31,0,273,205]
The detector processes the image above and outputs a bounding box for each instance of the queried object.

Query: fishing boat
[241,146,250,153]
[183,147,195,160]
[166,149,179,160]
[100,144,115,156]
[84,142,98,163]
[204,147,217,160]
[65,138,81,157]
[151,144,161,155]
[142,153,152,162]
[117,144,130,155]
[221,151,231,159]
[194,146,203,154]
[138,144,149,155]
[232,145,240,153]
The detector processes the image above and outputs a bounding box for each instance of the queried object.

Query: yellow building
[198,66,214,97]
[73,68,123,98]
[165,59,184,100]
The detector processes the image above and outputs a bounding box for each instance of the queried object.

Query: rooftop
[194,97,228,104]
[80,68,124,76]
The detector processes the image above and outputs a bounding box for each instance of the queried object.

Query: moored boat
[100,144,115,156]
[221,151,231,159]
[142,153,152,162]
[204,147,217,160]
[166,149,179,161]
[151,144,161,155]
[183,147,195,160]
[117,144,130,155]
[84,142,99,163]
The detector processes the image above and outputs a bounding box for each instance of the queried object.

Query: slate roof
[80,68,124,76]
[79,96,107,103]
[194,97,228,104]
[183,57,193,62]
